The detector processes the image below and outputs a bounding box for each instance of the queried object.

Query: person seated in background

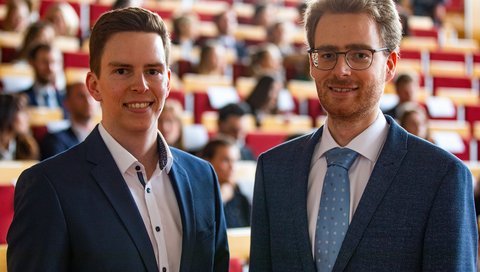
[195,41,228,76]
[252,3,273,28]
[202,138,251,228]
[217,103,256,161]
[158,99,184,150]
[213,9,247,63]
[247,43,285,81]
[267,21,296,58]
[13,21,56,63]
[40,82,97,160]
[2,0,32,33]
[384,73,420,119]
[0,93,39,160]
[245,74,282,127]
[42,2,79,37]
[399,105,432,142]
[411,0,446,27]
[171,12,199,62]
[19,43,65,109]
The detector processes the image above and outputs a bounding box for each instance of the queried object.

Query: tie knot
[325,147,358,170]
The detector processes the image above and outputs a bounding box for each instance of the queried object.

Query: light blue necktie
[315,147,358,271]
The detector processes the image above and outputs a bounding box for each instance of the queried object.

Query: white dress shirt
[99,124,182,272]
[34,83,60,108]
[307,111,389,256]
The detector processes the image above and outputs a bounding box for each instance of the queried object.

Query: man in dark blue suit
[40,81,97,160]
[249,0,477,271]
[8,7,229,271]
[19,43,65,109]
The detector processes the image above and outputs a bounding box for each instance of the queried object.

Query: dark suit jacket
[20,85,64,108]
[40,127,79,160]
[250,115,477,271]
[7,127,229,271]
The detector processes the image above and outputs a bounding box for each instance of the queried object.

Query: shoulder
[170,147,212,171]
[261,130,318,159]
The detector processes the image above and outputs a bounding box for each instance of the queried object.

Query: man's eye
[320,52,336,60]
[115,68,127,75]
[146,69,160,75]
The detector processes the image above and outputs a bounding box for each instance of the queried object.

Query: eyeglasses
[307,47,391,71]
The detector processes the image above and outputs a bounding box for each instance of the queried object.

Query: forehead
[100,31,166,67]
[314,12,381,49]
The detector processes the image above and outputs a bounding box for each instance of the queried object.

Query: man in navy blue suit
[19,43,65,109]
[40,81,97,160]
[249,0,477,271]
[8,7,229,271]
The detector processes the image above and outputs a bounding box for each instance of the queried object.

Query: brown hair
[304,0,402,53]
[89,7,171,76]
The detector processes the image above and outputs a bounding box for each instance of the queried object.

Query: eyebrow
[312,44,376,51]
[107,62,166,68]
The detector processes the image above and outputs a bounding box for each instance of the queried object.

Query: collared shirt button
[135,165,141,171]
[155,226,160,232]
[162,267,167,272]
[146,187,151,193]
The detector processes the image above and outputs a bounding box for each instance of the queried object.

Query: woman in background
[202,138,250,228]
[0,94,39,160]
[158,99,184,150]
[245,74,282,127]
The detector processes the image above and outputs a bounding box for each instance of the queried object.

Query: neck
[103,124,159,179]
[327,109,379,146]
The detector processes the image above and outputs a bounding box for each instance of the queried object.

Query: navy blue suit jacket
[40,127,79,160]
[250,115,477,271]
[7,127,229,271]
[20,85,64,108]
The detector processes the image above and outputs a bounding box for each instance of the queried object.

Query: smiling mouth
[329,86,358,93]
[125,102,152,109]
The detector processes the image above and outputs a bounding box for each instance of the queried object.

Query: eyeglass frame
[307,47,391,71]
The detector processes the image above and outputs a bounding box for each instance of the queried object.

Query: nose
[332,54,351,76]
[131,73,148,93]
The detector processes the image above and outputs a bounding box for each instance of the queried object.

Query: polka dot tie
[315,147,358,271]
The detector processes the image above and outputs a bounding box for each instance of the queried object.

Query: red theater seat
[245,131,287,157]
[0,185,14,244]
[63,51,89,68]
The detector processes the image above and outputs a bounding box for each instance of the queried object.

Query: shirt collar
[98,123,173,175]
[318,110,389,163]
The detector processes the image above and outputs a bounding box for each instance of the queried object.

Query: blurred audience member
[252,3,273,28]
[158,99,184,150]
[20,43,65,109]
[248,43,284,80]
[14,21,56,63]
[395,0,411,36]
[171,13,199,63]
[42,2,79,37]
[112,0,144,10]
[267,21,296,57]
[2,0,32,32]
[0,93,39,160]
[213,9,247,62]
[384,73,419,119]
[245,75,282,127]
[399,105,432,142]
[195,41,228,75]
[202,138,251,228]
[218,103,255,161]
[40,82,96,160]
[411,0,446,27]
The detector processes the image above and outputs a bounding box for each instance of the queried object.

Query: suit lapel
[292,128,323,271]
[85,128,158,272]
[168,153,195,272]
[335,117,409,271]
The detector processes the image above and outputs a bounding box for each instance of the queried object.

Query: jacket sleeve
[249,155,272,271]
[422,160,478,271]
[7,168,70,271]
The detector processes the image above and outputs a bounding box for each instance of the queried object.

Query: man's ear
[385,51,398,82]
[86,72,102,102]
[165,69,171,98]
